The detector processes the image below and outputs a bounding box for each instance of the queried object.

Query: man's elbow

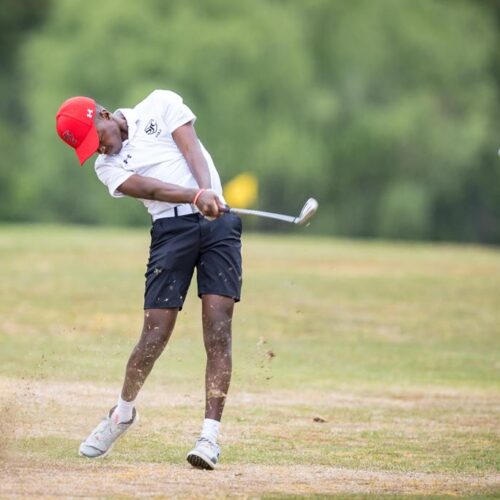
[116,181,134,198]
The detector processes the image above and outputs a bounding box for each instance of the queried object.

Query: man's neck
[114,111,129,142]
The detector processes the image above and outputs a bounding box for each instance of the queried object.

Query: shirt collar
[116,108,139,145]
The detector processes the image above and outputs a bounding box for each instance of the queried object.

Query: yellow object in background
[223,172,258,208]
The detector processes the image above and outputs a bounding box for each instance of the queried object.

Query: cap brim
[75,126,99,166]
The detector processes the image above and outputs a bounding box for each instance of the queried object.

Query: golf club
[222,198,319,225]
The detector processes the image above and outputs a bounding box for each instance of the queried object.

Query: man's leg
[187,213,241,469]
[186,294,234,469]
[79,308,178,458]
[201,294,234,421]
[120,308,178,401]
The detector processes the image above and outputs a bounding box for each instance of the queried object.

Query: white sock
[113,396,135,423]
[200,418,220,444]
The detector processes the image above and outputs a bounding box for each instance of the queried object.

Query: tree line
[1,0,499,242]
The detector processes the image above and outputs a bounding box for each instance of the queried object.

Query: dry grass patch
[1,377,499,496]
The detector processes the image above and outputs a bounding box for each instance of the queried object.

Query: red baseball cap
[56,96,99,165]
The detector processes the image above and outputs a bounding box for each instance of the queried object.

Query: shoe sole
[186,450,216,470]
[79,443,114,459]
[79,411,140,459]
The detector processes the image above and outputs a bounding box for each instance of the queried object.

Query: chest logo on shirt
[144,119,161,137]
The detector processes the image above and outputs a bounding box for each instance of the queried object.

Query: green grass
[0,224,499,495]
[1,224,498,392]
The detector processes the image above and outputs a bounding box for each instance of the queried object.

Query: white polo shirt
[94,90,224,220]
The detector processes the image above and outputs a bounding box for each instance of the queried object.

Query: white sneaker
[186,437,221,470]
[79,406,139,459]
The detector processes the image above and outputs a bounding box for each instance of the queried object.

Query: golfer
[55,90,242,470]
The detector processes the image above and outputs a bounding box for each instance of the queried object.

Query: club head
[295,198,319,225]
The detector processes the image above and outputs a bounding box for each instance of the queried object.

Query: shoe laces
[197,437,220,456]
[198,437,213,444]
[94,409,128,439]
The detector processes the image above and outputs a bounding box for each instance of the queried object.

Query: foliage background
[2,0,500,242]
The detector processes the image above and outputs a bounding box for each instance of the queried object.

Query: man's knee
[202,296,234,353]
[203,313,233,354]
[132,309,178,362]
[142,308,177,337]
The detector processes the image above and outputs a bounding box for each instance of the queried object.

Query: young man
[55,90,243,470]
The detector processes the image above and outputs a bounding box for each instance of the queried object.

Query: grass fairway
[0,224,499,497]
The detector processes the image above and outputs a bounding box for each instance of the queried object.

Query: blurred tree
[19,0,322,226]
[0,0,51,116]
[437,0,500,243]
[298,0,496,239]
[0,0,51,220]
[2,0,498,242]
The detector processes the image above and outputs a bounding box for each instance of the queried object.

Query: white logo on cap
[87,108,93,119]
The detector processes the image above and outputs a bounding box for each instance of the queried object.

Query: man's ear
[100,108,112,120]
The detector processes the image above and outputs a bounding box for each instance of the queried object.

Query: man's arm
[118,174,197,203]
[172,122,225,217]
[172,122,212,190]
[117,175,221,217]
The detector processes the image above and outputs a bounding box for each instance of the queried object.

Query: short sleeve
[94,158,134,198]
[152,90,197,134]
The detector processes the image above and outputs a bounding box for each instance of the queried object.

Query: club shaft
[228,207,296,223]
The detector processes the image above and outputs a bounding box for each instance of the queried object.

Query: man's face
[95,111,123,156]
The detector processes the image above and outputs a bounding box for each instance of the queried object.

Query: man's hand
[195,189,226,218]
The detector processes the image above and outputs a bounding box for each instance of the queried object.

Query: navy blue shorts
[144,213,242,310]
